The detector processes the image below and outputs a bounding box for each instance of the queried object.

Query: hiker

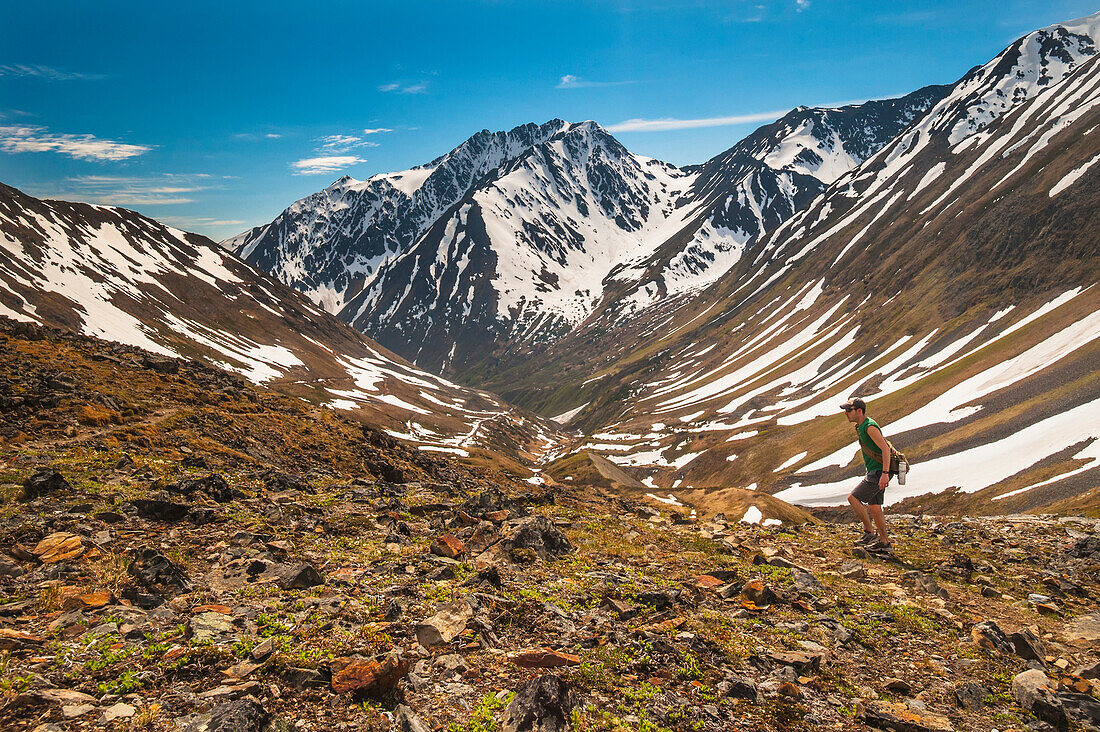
[841,397,892,551]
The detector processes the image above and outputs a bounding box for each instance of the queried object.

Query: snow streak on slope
[566,17,1100,511]
[0,183,564,459]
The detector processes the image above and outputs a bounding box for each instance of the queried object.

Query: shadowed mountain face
[229,90,949,379]
[0,183,562,466]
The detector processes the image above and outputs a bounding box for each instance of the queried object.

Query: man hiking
[842,398,892,551]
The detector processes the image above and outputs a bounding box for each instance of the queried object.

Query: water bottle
[897,460,908,485]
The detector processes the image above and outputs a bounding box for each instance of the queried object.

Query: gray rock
[99,702,136,723]
[22,468,70,500]
[394,704,432,732]
[952,681,988,711]
[416,599,474,649]
[277,563,324,590]
[510,516,573,560]
[186,612,237,644]
[182,697,270,731]
[1009,628,1046,662]
[1012,669,1067,728]
[501,674,575,732]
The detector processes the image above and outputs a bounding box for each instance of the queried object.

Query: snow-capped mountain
[230,94,947,378]
[601,85,949,319]
[0,183,562,463]
[541,15,1100,515]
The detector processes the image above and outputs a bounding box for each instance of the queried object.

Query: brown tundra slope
[2,319,1100,731]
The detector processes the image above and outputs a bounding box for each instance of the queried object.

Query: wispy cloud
[60,174,215,206]
[796,0,810,10]
[0,125,151,161]
[158,215,246,231]
[556,75,636,89]
[316,134,378,153]
[606,110,786,132]
[234,131,282,141]
[291,155,366,176]
[0,64,106,81]
[379,81,428,94]
[362,127,394,135]
[607,97,880,133]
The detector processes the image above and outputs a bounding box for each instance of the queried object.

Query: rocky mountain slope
[0,183,561,468]
[533,13,1100,515]
[229,93,946,379]
[3,319,1100,732]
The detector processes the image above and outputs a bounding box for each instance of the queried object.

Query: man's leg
[868,504,889,544]
[848,493,872,532]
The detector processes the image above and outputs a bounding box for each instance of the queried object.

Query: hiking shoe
[868,539,893,551]
[856,531,876,545]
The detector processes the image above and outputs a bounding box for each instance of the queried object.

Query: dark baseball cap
[839,397,867,412]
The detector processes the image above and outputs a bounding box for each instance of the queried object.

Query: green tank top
[856,417,883,472]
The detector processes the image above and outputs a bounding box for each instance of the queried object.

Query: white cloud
[291,155,366,175]
[59,174,214,205]
[557,74,635,89]
[317,134,378,153]
[0,64,105,81]
[379,81,428,94]
[0,125,151,161]
[796,0,810,9]
[605,110,786,132]
[606,97,880,133]
[362,127,394,135]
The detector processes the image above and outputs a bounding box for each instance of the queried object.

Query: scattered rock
[501,674,576,732]
[431,533,465,559]
[394,704,432,732]
[952,682,988,711]
[1012,669,1067,728]
[277,563,324,590]
[182,697,270,732]
[508,648,582,668]
[128,548,190,593]
[510,516,572,560]
[331,654,409,696]
[99,702,136,723]
[1009,628,1047,662]
[22,468,70,500]
[861,700,953,732]
[33,532,84,563]
[415,599,474,649]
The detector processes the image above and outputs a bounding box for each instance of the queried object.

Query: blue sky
[1,0,1097,240]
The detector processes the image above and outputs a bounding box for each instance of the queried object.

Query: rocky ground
[2,317,1100,732]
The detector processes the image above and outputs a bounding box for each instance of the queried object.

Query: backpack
[861,439,909,477]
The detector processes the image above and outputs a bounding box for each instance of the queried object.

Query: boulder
[501,674,576,732]
[33,533,84,563]
[277,563,324,590]
[970,620,1013,654]
[128,548,190,593]
[182,698,270,732]
[176,474,234,503]
[861,700,953,732]
[415,599,474,649]
[23,468,70,500]
[331,654,409,695]
[1012,669,1067,728]
[952,682,988,711]
[129,499,191,522]
[510,516,572,560]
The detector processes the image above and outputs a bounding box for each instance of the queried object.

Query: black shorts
[851,470,885,506]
